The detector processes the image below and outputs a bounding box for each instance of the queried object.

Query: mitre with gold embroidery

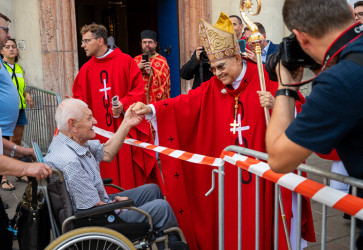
[199,12,240,62]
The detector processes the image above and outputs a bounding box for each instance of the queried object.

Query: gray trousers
[108,184,178,231]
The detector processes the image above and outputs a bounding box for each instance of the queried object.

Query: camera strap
[282,23,363,87]
[321,23,363,70]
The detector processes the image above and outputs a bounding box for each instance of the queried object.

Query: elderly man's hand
[132,102,153,116]
[123,103,143,129]
[23,162,52,181]
[113,196,129,202]
[257,91,275,109]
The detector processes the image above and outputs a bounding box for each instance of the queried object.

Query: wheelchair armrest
[102,178,113,185]
[74,199,134,219]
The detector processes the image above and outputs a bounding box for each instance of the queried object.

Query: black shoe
[168,241,189,250]
[3,201,9,209]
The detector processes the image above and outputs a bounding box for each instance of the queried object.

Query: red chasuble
[134,53,171,104]
[153,60,315,249]
[73,48,162,191]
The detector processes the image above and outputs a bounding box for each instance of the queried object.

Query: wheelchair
[32,142,188,250]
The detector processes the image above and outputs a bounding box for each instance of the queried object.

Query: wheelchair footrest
[168,241,189,250]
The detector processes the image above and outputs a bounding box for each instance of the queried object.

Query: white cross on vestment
[99,79,111,100]
[230,114,250,145]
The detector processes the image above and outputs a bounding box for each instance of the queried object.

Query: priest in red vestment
[133,13,315,250]
[72,23,162,191]
[134,30,170,104]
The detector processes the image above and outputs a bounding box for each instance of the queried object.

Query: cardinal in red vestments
[133,13,315,250]
[134,30,170,105]
[72,23,163,191]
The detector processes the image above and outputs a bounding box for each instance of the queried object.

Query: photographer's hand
[144,62,152,75]
[138,60,148,71]
[196,47,204,63]
[276,61,303,91]
[266,61,311,174]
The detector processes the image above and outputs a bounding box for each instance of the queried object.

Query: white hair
[55,98,88,132]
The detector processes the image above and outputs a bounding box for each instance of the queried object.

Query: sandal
[1,180,15,191]
[15,176,28,183]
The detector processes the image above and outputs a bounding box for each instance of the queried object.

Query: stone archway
[38,0,79,98]
[178,0,211,93]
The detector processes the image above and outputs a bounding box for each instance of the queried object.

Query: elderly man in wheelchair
[43,98,188,250]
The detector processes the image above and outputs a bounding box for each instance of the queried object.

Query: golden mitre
[199,12,240,62]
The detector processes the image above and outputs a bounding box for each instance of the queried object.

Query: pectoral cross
[230,119,240,134]
[230,94,241,134]
[230,114,250,145]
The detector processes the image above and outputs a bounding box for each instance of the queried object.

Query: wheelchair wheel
[45,226,135,250]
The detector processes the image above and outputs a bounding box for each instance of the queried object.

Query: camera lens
[265,52,281,82]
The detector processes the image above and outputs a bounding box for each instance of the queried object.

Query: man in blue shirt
[0,14,18,139]
[265,0,363,248]
[244,22,279,64]
[0,12,20,250]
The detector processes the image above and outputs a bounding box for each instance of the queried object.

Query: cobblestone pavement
[1,154,358,249]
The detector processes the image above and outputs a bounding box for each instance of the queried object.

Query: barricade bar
[224,145,363,189]
[221,150,363,220]
[23,85,62,153]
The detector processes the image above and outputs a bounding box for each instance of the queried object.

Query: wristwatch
[10,145,17,158]
[275,89,300,101]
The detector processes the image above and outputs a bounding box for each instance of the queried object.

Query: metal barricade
[222,145,363,250]
[22,85,61,153]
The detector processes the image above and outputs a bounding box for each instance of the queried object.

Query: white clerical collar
[96,49,113,59]
[231,59,247,90]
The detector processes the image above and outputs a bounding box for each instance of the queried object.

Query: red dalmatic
[73,48,163,191]
[134,53,171,104]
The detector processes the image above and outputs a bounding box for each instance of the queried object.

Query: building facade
[1,0,286,97]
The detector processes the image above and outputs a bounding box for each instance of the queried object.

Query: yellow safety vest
[4,62,26,109]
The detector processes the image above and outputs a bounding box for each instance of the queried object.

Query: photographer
[134,30,170,104]
[180,46,213,89]
[265,0,363,247]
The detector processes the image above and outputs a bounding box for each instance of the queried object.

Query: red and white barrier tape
[221,151,363,220]
[93,126,363,219]
[93,126,224,167]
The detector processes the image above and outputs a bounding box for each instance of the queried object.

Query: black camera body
[199,47,209,63]
[265,34,320,81]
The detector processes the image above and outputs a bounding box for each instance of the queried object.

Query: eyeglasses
[355,12,363,19]
[81,37,99,45]
[209,57,234,74]
[0,25,9,34]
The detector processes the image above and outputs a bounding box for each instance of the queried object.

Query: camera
[265,34,320,82]
[199,47,209,63]
[142,54,149,62]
